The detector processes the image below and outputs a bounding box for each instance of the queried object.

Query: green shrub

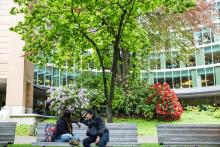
[185,105,200,112]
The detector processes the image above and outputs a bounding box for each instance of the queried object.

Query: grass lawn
[114,111,220,136]
[9,144,161,147]
[16,111,220,136]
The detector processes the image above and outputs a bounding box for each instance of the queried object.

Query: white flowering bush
[47,84,90,117]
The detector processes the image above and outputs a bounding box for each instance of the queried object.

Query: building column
[215,66,220,85]
[148,72,155,84]
[191,69,201,87]
[160,53,166,69]
[195,49,205,66]
[24,61,34,113]
[3,0,34,115]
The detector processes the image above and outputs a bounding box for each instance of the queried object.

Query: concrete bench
[157,124,220,147]
[0,122,17,147]
[32,123,138,147]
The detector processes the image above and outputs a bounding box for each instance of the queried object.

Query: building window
[213,50,220,64]
[181,76,190,88]
[37,67,45,85]
[53,67,59,87]
[195,32,202,45]
[34,72,38,85]
[172,59,180,69]
[67,75,74,84]
[53,76,59,87]
[205,52,213,65]
[201,74,206,87]
[181,70,190,88]
[149,54,161,70]
[195,29,214,45]
[207,73,214,86]
[203,31,211,44]
[187,55,196,67]
[154,78,157,83]
[189,75,192,88]
[45,75,52,86]
[166,59,172,69]
[158,78,165,84]
[165,72,173,88]
[173,71,181,89]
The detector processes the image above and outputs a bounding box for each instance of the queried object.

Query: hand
[77,122,81,128]
[95,136,100,144]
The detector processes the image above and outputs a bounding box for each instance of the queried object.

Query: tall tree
[11,0,199,122]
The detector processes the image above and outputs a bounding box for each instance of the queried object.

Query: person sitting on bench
[50,109,81,145]
[80,109,109,147]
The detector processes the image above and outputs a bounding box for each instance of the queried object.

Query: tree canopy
[11,0,208,122]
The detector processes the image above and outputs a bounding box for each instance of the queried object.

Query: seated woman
[50,109,81,145]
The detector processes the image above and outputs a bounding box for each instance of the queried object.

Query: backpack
[44,123,56,142]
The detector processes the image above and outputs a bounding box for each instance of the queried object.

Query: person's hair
[85,109,96,119]
[63,109,72,120]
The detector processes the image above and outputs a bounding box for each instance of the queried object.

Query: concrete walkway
[138,135,158,144]
[15,136,36,144]
[15,135,158,144]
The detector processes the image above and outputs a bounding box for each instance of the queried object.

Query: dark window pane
[46,66,52,75]
[38,74,44,85]
[53,76,59,87]
[205,52,212,65]
[45,75,52,86]
[201,74,206,87]
[207,74,214,86]
[158,78,165,84]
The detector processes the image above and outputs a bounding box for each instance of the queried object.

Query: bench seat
[33,123,139,147]
[0,122,17,147]
[157,124,220,147]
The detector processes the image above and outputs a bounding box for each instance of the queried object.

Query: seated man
[50,109,81,145]
[80,109,109,147]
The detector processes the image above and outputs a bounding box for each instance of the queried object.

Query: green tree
[11,0,196,122]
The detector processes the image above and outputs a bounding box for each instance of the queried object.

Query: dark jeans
[83,131,109,147]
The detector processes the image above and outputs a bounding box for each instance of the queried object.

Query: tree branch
[120,0,135,39]
[102,17,116,37]
[80,30,109,99]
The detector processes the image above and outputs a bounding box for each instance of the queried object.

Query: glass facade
[34,65,96,87]
[145,0,220,89]
[34,65,79,87]
[147,45,220,89]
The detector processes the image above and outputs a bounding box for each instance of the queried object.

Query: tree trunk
[107,9,127,122]
[107,46,119,123]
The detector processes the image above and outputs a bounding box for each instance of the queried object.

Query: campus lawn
[16,111,220,136]
[9,144,161,147]
[114,110,220,136]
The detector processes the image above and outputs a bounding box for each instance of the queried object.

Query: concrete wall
[0,0,34,115]
[0,0,10,79]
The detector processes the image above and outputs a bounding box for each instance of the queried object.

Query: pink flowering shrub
[146,83,183,121]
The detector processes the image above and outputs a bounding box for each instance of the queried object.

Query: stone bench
[32,123,139,147]
[157,124,220,147]
[0,122,17,147]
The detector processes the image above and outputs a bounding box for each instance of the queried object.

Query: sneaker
[69,139,80,146]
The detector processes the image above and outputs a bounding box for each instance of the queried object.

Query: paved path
[15,136,36,144]
[15,135,158,144]
[138,135,158,143]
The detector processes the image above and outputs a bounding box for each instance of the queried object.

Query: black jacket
[51,118,78,141]
[80,116,108,137]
